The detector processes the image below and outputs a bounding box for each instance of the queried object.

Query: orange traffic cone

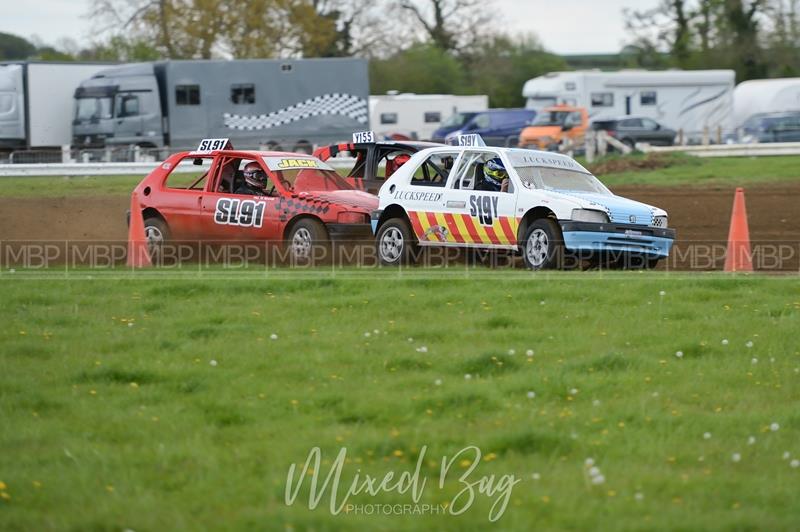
[126,191,152,268]
[724,187,753,272]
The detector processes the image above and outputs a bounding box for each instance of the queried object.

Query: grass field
[1,153,798,198]
[1,272,799,531]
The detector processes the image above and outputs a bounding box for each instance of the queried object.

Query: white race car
[371,136,675,269]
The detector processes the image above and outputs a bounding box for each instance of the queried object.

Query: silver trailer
[72,59,370,153]
[0,62,112,150]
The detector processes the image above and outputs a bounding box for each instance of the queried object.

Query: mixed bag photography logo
[284,446,521,522]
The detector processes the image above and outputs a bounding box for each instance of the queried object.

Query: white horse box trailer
[522,70,735,139]
[0,62,112,150]
[369,93,489,140]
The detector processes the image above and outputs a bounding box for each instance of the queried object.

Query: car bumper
[559,221,676,258]
[326,223,373,241]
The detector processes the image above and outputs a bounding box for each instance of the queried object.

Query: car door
[113,92,144,145]
[436,150,518,249]
[199,157,283,242]
[157,155,216,240]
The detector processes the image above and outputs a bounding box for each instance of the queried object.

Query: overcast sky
[2,0,660,55]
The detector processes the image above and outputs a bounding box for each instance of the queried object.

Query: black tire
[376,218,417,266]
[143,217,170,262]
[287,218,329,265]
[521,219,564,270]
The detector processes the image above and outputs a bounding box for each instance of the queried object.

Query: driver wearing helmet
[479,158,510,192]
[236,162,269,196]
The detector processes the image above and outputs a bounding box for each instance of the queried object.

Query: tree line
[2,0,800,107]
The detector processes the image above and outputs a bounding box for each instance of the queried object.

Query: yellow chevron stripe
[491,220,509,245]
[472,219,492,245]
[453,214,474,244]
[415,211,432,240]
[433,212,458,243]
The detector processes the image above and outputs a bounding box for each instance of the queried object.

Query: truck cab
[72,63,164,149]
[518,105,589,151]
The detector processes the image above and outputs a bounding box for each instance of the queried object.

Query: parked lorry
[369,93,488,141]
[72,59,370,153]
[0,61,111,152]
[522,70,735,141]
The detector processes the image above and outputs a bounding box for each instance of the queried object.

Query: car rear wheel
[288,219,329,264]
[144,217,170,262]
[522,219,564,270]
[377,218,417,266]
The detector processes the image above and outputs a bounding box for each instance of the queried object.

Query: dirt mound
[589,153,692,176]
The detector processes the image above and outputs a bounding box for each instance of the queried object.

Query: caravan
[733,78,800,128]
[522,70,735,140]
[369,93,488,141]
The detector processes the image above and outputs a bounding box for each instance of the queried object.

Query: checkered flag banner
[223,93,368,131]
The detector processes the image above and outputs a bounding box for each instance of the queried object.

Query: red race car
[131,139,377,262]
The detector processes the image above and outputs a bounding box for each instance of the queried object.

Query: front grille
[609,212,653,226]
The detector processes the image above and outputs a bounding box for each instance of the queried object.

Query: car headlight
[652,215,668,228]
[571,209,609,223]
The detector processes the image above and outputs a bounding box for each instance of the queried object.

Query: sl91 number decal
[214,198,266,228]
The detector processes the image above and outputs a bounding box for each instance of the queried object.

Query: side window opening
[380,113,398,125]
[214,156,242,193]
[411,152,458,187]
[176,85,200,105]
[165,156,212,190]
[116,94,139,117]
[344,148,369,178]
[424,111,441,123]
[231,84,255,104]
[641,91,657,106]
[376,149,414,179]
[452,151,511,193]
[591,92,614,108]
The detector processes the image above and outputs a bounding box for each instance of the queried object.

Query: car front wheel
[144,217,170,262]
[288,219,329,264]
[376,218,417,266]
[522,219,564,270]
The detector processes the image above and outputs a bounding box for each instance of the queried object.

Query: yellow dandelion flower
[0,482,5,490]
[393,450,404,458]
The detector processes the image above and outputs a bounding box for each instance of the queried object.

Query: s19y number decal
[214,198,266,228]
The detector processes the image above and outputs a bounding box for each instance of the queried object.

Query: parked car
[591,116,676,149]
[738,111,800,143]
[431,111,481,142]
[442,109,537,147]
[518,105,589,151]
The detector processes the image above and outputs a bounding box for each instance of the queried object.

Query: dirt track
[1,185,798,271]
